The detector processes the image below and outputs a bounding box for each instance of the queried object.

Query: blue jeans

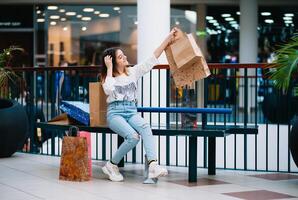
[107,101,157,164]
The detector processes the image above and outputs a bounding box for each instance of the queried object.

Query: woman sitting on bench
[101,27,177,182]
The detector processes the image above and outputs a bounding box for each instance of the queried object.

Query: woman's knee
[126,133,140,145]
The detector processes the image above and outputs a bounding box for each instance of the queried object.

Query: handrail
[5,63,273,72]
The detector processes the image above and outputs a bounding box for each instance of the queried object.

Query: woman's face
[115,49,129,68]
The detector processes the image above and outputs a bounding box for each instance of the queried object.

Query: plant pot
[289,118,298,167]
[0,99,29,157]
[262,89,295,124]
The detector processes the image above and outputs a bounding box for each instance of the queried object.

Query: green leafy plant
[269,35,298,92]
[0,46,24,98]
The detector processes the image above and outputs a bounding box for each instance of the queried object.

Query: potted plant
[0,46,29,157]
[268,35,298,167]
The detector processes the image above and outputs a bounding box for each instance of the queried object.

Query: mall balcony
[0,0,298,200]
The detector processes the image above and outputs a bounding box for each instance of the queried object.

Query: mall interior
[0,0,298,199]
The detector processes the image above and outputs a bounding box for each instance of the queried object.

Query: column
[239,0,258,112]
[137,0,170,125]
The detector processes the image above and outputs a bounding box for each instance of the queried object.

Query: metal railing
[6,63,298,173]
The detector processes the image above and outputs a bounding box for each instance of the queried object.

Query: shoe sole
[148,171,168,179]
[102,166,124,182]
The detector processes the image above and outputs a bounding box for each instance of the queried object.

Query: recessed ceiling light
[225,17,234,21]
[213,22,219,26]
[59,9,65,13]
[261,12,271,16]
[77,15,82,18]
[283,16,292,20]
[66,12,76,16]
[208,19,217,23]
[175,21,180,25]
[99,13,109,18]
[229,21,237,24]
[284,20,293,24]
[36,10,41,14]
[284,13,294,17]
[61,18,66,21]
[265,19,274,24]
[48,6,58,10]
[83,8,94,12]
[94,11,100,15]
[50,21,57,25]
[37,18,45,22]
[221,14,231,18]
[82,17,92,21]
[63,27,68,31]
[113,7,120,11]
[236,11,240,15]
[206,16,213,20]
[82,26,87,31]
[50,15,60,19]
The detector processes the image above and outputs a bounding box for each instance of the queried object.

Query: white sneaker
[148,161,168,179]
[102,161,124,182]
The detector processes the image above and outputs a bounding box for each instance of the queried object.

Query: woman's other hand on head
[104,55,113,70]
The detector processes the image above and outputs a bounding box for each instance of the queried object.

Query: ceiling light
[99,13,109,18]
[61,18,66,21]
[284,13,294,17]
[48,6,58,10]
[261,12,271,16]
[63,27,68,31]
[221,13,231,18]
[82,17,92,21]
[50,15,60,19]
[94,11,100,15]
[283,16,292,20]
[59,9,65,13]
[77,15,82,18]
[50,21,57,25]
[264,19,274,24]
[82,26,87,31]
[284,20,293,24]
[83,8,94,12]
[206,16,213,20]
[37,18,45,23]
[113,7,120,11]
[213,22,219,26]
[208,19,217,23]
[175,21,180,25]
[66,12,76,16]
[236,11,240,15]
[229,21,237,24]
[134,20,138,25]
[36,10,41,14]
[225,17,234,21]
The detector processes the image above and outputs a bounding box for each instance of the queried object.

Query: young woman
[101,28,177,182]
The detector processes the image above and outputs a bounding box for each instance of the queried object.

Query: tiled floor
[0,153,298,200]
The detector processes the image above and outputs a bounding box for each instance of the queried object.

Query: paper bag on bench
[89,82,107,126]
[165,29,211,87]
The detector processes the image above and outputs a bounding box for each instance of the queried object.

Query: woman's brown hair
[100,47,128,82]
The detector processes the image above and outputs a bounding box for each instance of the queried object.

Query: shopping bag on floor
[59,126,90,181]
[78,131,92,177]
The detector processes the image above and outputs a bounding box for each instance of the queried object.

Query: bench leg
[117,135,125,167]
[208,136,216,175]
[189,136,197,182]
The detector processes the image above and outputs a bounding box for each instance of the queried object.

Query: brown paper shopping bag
[59,126,90,181]
[165,29,211,87]
[89,82,107,126]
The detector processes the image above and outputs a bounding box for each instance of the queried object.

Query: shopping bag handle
[68,126,79,137]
